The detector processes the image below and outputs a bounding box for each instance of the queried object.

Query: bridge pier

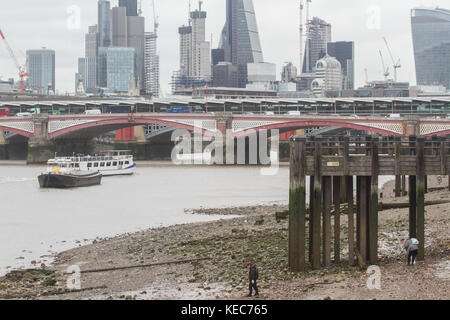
[0,131,8,160]
[27,138,54,164]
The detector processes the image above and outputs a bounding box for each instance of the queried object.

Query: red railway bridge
[1,113,450,163]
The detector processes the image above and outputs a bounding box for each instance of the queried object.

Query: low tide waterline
[0,162,394,276]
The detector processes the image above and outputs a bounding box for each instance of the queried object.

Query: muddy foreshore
[0,178,449,300]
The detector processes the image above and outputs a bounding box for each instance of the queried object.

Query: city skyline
[0,0,448,94]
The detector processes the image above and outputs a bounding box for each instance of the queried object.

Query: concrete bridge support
[27,115,53,164]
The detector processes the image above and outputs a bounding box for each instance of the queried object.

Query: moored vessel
[46,150,136,176]
[38,170,102,189]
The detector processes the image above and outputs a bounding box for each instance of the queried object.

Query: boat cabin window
[119,161,123,166]
[107,162,111,167]
[87,163,92,168]
[125,161,129,165]
[94,163,99,168]
[113,162,117,166]
[100,162,105,167]
[75,163,79,168]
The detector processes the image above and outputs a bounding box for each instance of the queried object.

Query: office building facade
[311,55,342,97]
[26,48,56,94]
[98,0,112,48]
[174,5,211,91]
[411,7,450,89]
[303,17,331,73]
[212,62,238,87]
[221,0,264,87]
[98,47,138,92]
[189,10,211,81]
[119,0,138,17]
[327,41,354,90]
[281,62,298,83]
[144,31,160,97]
[84,25,99,90]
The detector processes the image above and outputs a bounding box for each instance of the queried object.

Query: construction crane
[152,0,159,34]
[379,50,390,81]
[383,37,401,82]
[0,28,29,92]
[138,0,143,16]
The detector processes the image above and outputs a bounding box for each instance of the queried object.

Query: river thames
[0,162,290,275]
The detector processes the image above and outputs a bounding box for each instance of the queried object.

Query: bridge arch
[0,125,33,139]
[233,119,405,138]
[49,116,217,140]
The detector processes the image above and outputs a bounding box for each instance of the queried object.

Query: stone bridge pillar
[0,131,8,160]
[214,113,233,163]
[215,113,233,136]
[27,115,54,164]
[404,119,420,136]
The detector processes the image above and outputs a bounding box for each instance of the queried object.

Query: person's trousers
[408,249,418,265]
[249,281,259,296]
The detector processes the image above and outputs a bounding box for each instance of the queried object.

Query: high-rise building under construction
[302,17,331,74]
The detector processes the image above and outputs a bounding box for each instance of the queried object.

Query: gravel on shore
[0,177,449,300]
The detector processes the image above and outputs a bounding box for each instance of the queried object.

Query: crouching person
[404,237,419,266]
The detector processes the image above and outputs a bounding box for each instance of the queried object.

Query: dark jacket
[249,266,259,282]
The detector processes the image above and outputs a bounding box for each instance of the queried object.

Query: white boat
[46,150,136,176]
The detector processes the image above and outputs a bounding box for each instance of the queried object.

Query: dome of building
[315,55,342,70]
[311,78,325,88]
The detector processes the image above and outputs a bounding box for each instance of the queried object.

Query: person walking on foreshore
[246,263,259,297]
[403,237,419,266]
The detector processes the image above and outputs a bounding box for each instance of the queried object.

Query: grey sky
[0,0,447,95]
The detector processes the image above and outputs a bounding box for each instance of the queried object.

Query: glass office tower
[221,0,264,88]
[26,48,56,94]
[411,7,450,89]
[98,47,137,92]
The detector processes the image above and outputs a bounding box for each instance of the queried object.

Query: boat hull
[38,172,102,188]
[98,164,136,176]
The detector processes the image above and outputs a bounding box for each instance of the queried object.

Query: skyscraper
[174,2,211,90]
[281,62,298,83]
[189,9,211,81]
[144,31,160,97]
[76,57,85,92]
[111,4,145,91]
[178,26,192,77]
[119,0,138,17]
[98,0,112,48]
[112,7,128,47]
[126,15,145,89]
[85,25,99,90]
[303,17,331,73]
[221,0,264,87]
[411,7,450,89]
[327,41,354,90]
[98,47,138,92]
[26,48,56,94]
